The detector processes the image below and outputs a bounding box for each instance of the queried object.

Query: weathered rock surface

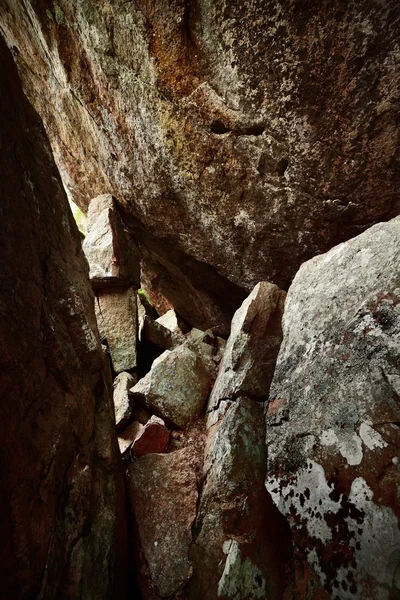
[208,282,285,416]
[142,314,185,351]
[130,346,211,429]
[128,449,198,598]
[0,37,127,599]
[95,287,138,374]
[156,309,186,334]
[83,193,140,288]
[2,2,399,330]
[185,328,226,382]
[266,216,400,599]
[132,415,169,458]
[190,398,293,599]
[113,371,135,432]
[118,421,143,456]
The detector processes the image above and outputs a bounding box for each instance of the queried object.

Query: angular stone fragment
[156,309,186,334]
[118,421,143,455]
[130,346,211,429]
[113,372,135,431]
[128,449,198,597]
[185,327,226,382]
[208,281,285,415]
[190,398,292,599]
[83,193,140,288]
[266,217,400,598]
[95,287,138,374]
[132,415,169,458]
[142,314,184,350]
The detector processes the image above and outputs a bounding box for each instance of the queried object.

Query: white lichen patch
[346,478,400,593]
[218,539,266,599]
[320,428,363,466]
[359,422,388,451]
[266,460,341,543]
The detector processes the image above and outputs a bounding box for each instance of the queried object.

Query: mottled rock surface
[2,1,399,330]
[208,281,285,415]
[128,449,198,598]
[130,346,211,429]
[266,217,400,599]
[142,314,185,351]
[113,371,135,431]
[190,398,293,600]
[95,287,138,374]
[83,194,140,288]
[0,37,127,599]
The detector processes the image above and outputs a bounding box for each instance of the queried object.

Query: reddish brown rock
[118,421,143,456]
[0,37,127,599]
[128,449,198,597]
[132,415,169,458]
[2,2,399,330]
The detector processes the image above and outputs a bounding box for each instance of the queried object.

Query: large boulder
[207,281,285,416]
[2,2,399,331]
[190,398,293,599]
[83,193,140,288]
[130,346,211,429]
[95,287,138,374]
[266,217,400,598]
[128,449,198,597]
[0,37,127,599]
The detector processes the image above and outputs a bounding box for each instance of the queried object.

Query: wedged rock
[83,193,140,289]
[128,449,198,597]
[95,287,138,374]
[190,398,292,599]
[185,328,226,382]
[266,216,400,598]
[0,38,127,599]
[118,421,143,456]
[142,314,184,351]
[132,415,169,458]
[208,282,285,416]
[113,372,135,432]
[156,309,186,334]
[3,1,400,332]
[130,346,211,429]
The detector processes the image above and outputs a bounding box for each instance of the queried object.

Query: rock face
[191,398,292,600]
[208,281,285,414]
[128,449,198,597]
[83,194,140,288]
[131,346,211,429]
[266,217,400,599]
[0,37,127,599]
[95,287,138,374]
[2,1,399,331]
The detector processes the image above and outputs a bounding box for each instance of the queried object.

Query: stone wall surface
[1,0,399,330]
[266,216,400,599]
[0,36,127,600]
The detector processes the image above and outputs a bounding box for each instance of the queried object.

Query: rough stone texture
[118,421,143,456]
[95,287,138,374]
[113,371,135,432]
[185,327,226,383]
[130,346,211,429]
[128,449,198,598]
[190,398,293,599]
[266,217,400,599]
[156,309,186,334]
[0,37,127,599]
[208,282,285,415]
[132,415,169,458]
[2,2,399,331]
[142,314,185,351]
[83,193,140,288]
